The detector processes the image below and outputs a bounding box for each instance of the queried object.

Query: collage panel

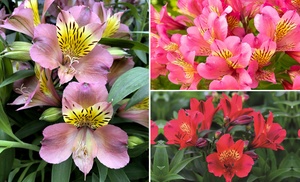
[151,0,300,90]
[151,91,300,181]
[0,0,149,181]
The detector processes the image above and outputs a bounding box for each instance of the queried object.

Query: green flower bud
[107,47,128,57]
[40,107,62,122]
[0,42,32,61]
[127,136,144,149]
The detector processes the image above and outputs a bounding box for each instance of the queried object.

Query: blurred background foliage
[151,91,300,182]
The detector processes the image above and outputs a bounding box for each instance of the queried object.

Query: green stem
[0,140,40,152]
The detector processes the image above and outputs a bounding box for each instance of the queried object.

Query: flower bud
[107,47,128,57]
[195,138,208,148]
[128,136,144,149]
[39,107,62,122]
[214,131,222,139]
[244,150,259,160]
[231,115,253,125]
[1,42,32,61]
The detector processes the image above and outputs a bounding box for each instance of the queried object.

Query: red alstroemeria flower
[206,134,254,182]
[188,97,218,131]
[164,109,203,149]
[220,93,254,125]
[151,120,159,145]
[298,129,300,138]
[250,111,286,150]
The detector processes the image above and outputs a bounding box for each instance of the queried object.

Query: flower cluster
[151,0,300,90]
[0,0,148,180]
[152,93,286,182]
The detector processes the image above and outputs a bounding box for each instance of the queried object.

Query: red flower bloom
[164,109,202,149]
[188,97,218,130]
[250,112,286,150]
[151,120,159,145]
[298,129,300,138]
[206,134,254,182]
[220,93,253,125]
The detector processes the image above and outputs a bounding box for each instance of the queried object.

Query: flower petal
[30,24,62,69]
[94,125,129,169]
[39,123,77,164]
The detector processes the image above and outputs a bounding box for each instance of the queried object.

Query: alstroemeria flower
[0,0,53,37]
[254,6,300,51]
[164,109,203,149]
[30,6,113,84]
[220,93,254,126]
[10,65,61,110]
[151,120,159,145]
[197,36,252,90]
[40,82,129,179]
[188,97,218,130]
[298,129,300,138]
[250,111,286,150]
[206,134,254,182]
[117,98,149,127]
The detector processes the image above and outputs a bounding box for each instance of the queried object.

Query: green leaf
[8,168,20,182]
[169,156,200,174]
[152,144,169,177]
[169,148,185,169]
[125,83,148,109]
[108,67,149,106]
[128,142,148,158]
[51,157,72,182]
[15,120,47,139]
[0,140,39,152]
[162,173,185,182]
[22,172,37,182]
[0,104,21,142]
[96,159,108,182]
[99,38,148,52]
[107,169,130,182]
[0,69,34,88]
[267,168,292,181]
[134,50,148,64]
[123,162,148,180]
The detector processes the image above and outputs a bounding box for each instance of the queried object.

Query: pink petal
[197,56,231,79]
[57,66,76,85]
[63,82,108,109]
[68,6,101,26]
[107,57,134,87]
[75,46,113,83]
[39,123,77,164]
[30,24,62,69]
[209,75,240,90]
[72,127,98,178]
[94,125,129,169]
[0,6,34,37]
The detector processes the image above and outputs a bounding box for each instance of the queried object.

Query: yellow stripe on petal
[102,13,121,38]
[130,98,149,110]
[56,11,100,58]
[275,19,297,41]
[251,48,274,67]
[172,59,196,79]
[63,103,112,129]
[24,0,40,26]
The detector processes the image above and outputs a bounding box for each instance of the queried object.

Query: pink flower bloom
[40,82,129,179]
[30,6,113,84]
[254,6,300,51]
[151,120,159,144]
[117,98,149,127]
[10,65,61,110]
[0,7,8,39]
[177,0,204,18]
[197,36,252,89]
[0,0,53,37]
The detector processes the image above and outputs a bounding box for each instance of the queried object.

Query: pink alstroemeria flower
[10,65,61,110]
[30,6,113,84]
[0,0,53,37]
[197,36,252,90]
[254,6,300,51]
[40,82,129,179]
[243,33,277,88]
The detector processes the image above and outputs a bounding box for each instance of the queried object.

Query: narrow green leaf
[162,173,185,182]
[267,168,292,181]
[107,169,130,182]
[15,120,47,139]
[96,159,108,182]
[125,83,148,109]
[22,172,37,182]
[169,148,185,169]
[123,162,148,180]
[8,168,20,182]
[128,142,148,158]
[0,70,34,88]
[99,38,148,52]
[134,50,148,64]
[108,67,149,106]
[152,144,169,177]
[51,157,72,182]
[17,165,31,182]
[169,156,200,174]
[0,104,21,142]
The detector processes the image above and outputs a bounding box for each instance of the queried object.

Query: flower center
[251,48,274,67]
[275,19,297,41]
[63,103,112,129]
[180,122,191,134]
[219,149,241,164]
